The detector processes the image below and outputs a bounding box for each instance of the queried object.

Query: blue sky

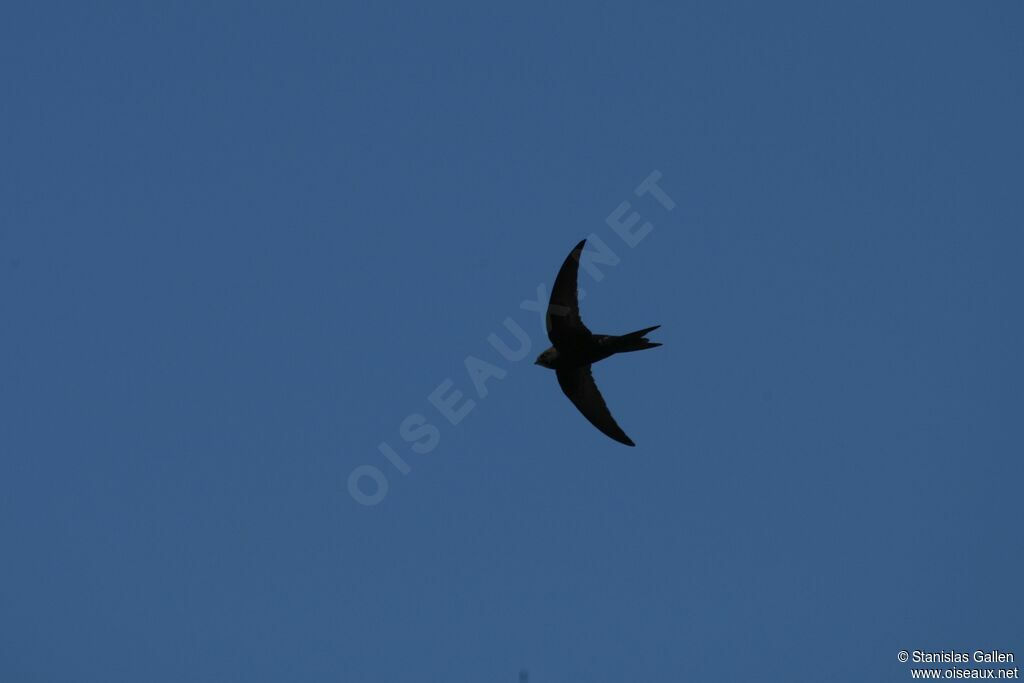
[2,3,1022,682]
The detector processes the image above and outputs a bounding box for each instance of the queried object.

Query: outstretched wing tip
[612,431,636,447]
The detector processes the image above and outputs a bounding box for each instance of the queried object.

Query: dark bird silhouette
[534,238,660,446]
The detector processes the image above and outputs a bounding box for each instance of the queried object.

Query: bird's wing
[546,239,593,349]
[556,365,635,446]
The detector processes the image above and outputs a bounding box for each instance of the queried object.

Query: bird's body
[535,331,658,370]
[534,239,661,446]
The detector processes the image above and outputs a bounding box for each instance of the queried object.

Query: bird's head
[534,347,559,369]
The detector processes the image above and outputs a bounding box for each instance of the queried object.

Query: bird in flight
[534,238,660,446]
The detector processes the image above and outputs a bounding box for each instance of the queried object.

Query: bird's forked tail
[614,325,662,353]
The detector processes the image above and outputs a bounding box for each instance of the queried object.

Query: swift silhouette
[534,239,660,446]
